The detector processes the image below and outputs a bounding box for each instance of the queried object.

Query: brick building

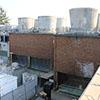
[54,34,100,85]
[9,33,54,84]
[9,33,100,86]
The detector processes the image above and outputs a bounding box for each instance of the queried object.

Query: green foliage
[0,7,9,25]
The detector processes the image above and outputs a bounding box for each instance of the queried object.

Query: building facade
[9,33,100,85]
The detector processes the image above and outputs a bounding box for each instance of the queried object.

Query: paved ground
[31,86,78,100]
[35,91,73,100]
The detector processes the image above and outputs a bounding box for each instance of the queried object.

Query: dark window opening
[1,36,3,42]
[30,57,51,72]
[12,54,28,67]
[5,36,9,42]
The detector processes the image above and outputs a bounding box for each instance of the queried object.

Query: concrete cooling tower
[69,8,98,32]
[56,18,67,33]
[96,14,100,31]
[38,16,57,33]
[18,17,34,32]
[34,19,38,30]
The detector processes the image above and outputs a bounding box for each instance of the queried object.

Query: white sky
[0,0,100,25]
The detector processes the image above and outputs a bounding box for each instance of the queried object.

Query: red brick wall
[9,33,54,59]
[54,35,100,76]
[10,33,100,77]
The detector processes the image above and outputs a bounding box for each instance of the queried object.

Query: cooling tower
[34,19,38,30]
[18,17,34,32]
[56,18,67,33]
[96,14,100,31]
[69,8,98,32]
[38,16,57,33]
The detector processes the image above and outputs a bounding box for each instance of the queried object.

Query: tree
[0,7,9,25]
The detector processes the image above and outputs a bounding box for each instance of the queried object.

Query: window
[30,57,51,72]
[1,36,3,42]
[12,54,28,67]
[0,51,8,56]
[5,36,9,42]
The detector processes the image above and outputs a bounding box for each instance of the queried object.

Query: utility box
[22,72,37,86]
[0,73,17,96]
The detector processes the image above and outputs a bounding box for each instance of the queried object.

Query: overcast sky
[0,0,100,25]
